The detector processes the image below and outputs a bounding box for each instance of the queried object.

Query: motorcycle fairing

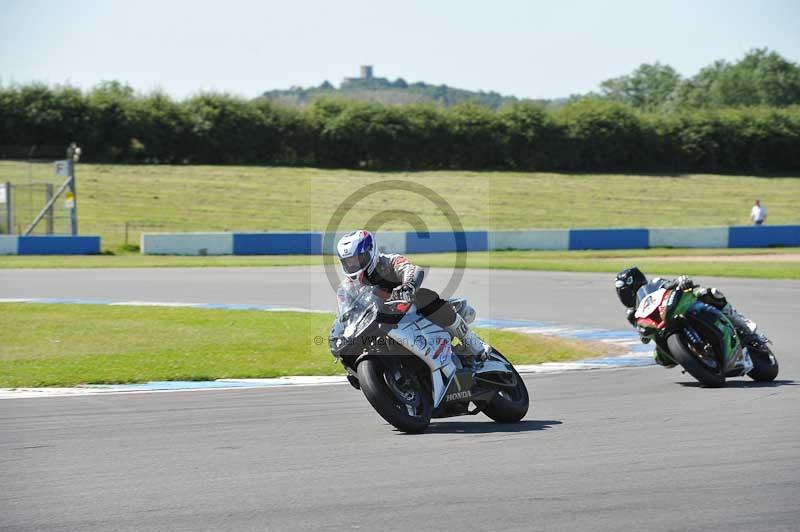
[635,287,668,319]
[387,305,457,408]
[682,302,748,376]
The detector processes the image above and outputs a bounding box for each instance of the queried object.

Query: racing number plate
[635,288,667,318]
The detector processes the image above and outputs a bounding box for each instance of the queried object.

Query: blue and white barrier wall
[0,235,101,255]
[141,225,800,255]
[141,231,411,256]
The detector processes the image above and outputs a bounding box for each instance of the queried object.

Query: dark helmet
[615,267,647,308]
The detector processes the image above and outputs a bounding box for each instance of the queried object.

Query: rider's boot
[697,287,762,347]
[721,303,760,345]
[445,314,490,364]
[720,303,759,374]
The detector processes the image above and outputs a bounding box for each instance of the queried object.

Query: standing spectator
[750,199,767,225]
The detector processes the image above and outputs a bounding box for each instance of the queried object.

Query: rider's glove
[675,275,694,290]
[390,284,416,303]
[626,307,637,326]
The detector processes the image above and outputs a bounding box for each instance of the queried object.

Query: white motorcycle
[328,273,529,433]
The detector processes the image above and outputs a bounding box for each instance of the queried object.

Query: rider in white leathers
[336,230,489,360]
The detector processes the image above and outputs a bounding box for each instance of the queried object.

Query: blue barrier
[404,231,488,253]
[569,229,649,250]
[728,225,800,248]
[233,232,322,255]
[140,225,800,255]
[17,236,101,255]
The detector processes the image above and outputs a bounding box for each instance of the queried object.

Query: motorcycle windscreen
[339,286,382,339]
[635,279,668,306]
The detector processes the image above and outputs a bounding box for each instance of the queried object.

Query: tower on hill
[344,65,376,84]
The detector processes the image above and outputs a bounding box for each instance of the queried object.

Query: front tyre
[667,333,725,387]
[748,346,779,382]
[481,351,529,422]
[357,357,432,433]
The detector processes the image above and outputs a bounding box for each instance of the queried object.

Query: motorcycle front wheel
[667,332,725,387]
[357,357,432,433]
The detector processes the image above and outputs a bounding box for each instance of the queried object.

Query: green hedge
[1,83,799,173]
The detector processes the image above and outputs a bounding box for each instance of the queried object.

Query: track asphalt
[1,267,798,531]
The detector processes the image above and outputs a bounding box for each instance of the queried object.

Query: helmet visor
[340,252,371,275]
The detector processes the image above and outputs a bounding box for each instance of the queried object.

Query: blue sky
[1,0,798,100]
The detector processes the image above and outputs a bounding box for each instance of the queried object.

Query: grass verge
[0,303,603,388]
[0,248,797,279]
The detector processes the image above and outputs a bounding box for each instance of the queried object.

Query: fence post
[66,143,79,235]
[4,183,12,235]
[45,183,54,235]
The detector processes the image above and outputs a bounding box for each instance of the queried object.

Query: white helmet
[336,230,378,281]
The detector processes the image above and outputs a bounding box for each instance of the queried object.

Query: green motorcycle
[633,280,779,387]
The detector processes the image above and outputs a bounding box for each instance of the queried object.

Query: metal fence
[0,146,78,236]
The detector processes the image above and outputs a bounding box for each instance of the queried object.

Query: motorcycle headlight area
[343,304,378,339]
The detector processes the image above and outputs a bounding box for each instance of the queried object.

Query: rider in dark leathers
[614,267,760,367]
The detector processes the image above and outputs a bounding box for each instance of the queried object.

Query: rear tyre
[357,357,432,433]
[481,351,529,422]
[748,346,779,382]
[667,333,725,387]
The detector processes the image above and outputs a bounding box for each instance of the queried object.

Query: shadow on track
[677,379,796,388]
[420,419,562,434]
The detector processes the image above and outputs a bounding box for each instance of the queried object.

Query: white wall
[648,227,729,248]
[488,230,570,251]
[141,233,234,255]
[0,236,18,255]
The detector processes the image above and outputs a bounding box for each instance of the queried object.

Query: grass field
[1,162,798,250]
[1,247,797,279]
[0,303,602,387]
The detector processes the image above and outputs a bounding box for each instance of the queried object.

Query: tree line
[1,80,799,173]
[263,76,519,110]
[598,49,800,111]
[261,49,800,113]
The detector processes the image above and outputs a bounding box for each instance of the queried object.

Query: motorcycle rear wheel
[667,332,725,387]
[480,351,529,422]
[358,357,432,433]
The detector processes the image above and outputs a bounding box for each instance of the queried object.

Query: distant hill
[260,66,559,110]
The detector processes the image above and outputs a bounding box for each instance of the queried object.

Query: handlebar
[384,298,412,306]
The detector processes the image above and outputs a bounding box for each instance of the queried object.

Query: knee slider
[698,287,726,308]
[460,304,476,325]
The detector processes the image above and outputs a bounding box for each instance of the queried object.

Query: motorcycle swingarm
[473,360,518,388]
[474,373,518,389]
[431,389,495,418]
[432,404,484,419]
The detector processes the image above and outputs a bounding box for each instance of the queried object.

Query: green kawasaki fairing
[678,290,740,362]
[646,288,742,369]
[637,283,778,385]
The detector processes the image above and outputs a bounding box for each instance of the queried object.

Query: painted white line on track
[109,301,200,307]
[0,377,351,399]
